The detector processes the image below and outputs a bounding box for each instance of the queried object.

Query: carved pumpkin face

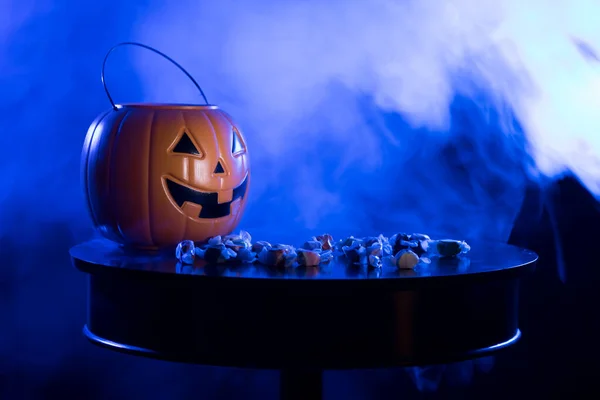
[82,104,250,249]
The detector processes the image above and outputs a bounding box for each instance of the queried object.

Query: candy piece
[224,240,246,253]
[259,248,286,267]
[224,231,252,246]
[176,240,196,264]
[203,246,223,263]
[342,242,366,264]
[202,244,237,264]
[363,235,387,250]
[222,230,253,261]
[194,247,205,258]
[320,250,334,264]
[224,248,237,259]
[224,239,253,262]
[390,233,413,254]
[390,232,430,257]
[390,232,410,244]
[368,254,382,268]
[426,239,471,258]
[438,240,461,257]
[297,249,321,267]
[337,236,362,252]
[366,241,383,257]
[237,248,255,262]
[405,240,429,257]
[394,239,416,253]
[380,238,393,257]
[303,240,323,251]
[395,249,420,269]
[363,236,381,247]
[208,236,223,246]
[258,244,297,267]
[223,233,238,242]
[409,233,431,241]
[366,241,384,268]
[283,252,298,268]
[335,236,364,259]
[252,241,272,253]
[412,242,428,257]
[239,230,252,243]
[273,244,298,267]
[382,255,397,268]
[315,234,334,251]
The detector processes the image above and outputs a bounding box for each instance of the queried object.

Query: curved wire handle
[101,42,209,110]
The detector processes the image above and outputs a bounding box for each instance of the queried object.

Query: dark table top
[71,232,538,289]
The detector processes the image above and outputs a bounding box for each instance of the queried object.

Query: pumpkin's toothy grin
[165,174,248,219]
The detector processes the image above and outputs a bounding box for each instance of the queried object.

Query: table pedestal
[281,369,323,400]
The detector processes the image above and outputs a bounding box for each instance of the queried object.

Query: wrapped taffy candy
[176,240,196,264]
[319,250,334,264]
[334,235,375,267]
[365,234,392,256]
[251,240,271,254]
[257,244,297,268]
[394,249,420,270]
[302,240,323,251]
[187,231,254,263]
[297,234,334,266]
[340,239,366,264]
[222,230,254,262]
[390,233,429,257]
[202,243,237,264]
[368,254,382,268]
[424,239,471,258]
[296,249,322,267]
[364,236,385,268]
[223,230,252,251]
[336,235,389,268]
[296,248,334,267]
[335,236,361,255]
[315,234,334,251]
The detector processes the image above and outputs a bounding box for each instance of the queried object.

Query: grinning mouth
[165,174,248,219]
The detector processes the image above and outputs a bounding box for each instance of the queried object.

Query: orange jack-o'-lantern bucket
[82,42,250,249]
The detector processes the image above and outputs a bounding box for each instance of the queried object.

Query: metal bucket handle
[101,42,209,110]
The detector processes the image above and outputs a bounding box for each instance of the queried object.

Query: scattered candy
[342,240,366,264]
[257,244,297,268]
[252,240,271,254]
[368,254,382,268]
[321,252,334,264]
[315,234,334,251]
[175,240,195,264]
[390,233,429,257]
[303,240,323,251]
[297,249,322,267]
[395,249,420,270]
[174,230,471,270]
[425,239,471,258]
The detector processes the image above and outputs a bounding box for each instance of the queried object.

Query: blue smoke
[1,0,599,398]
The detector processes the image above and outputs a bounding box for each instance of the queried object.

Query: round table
[70,236,537,400]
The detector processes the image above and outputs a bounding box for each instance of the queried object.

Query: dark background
[1,0,599,398]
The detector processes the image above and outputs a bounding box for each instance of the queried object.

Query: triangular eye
[231,129,245,155]
[173,131,202,156]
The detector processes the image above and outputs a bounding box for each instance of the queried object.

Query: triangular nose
[214,161,225,174]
